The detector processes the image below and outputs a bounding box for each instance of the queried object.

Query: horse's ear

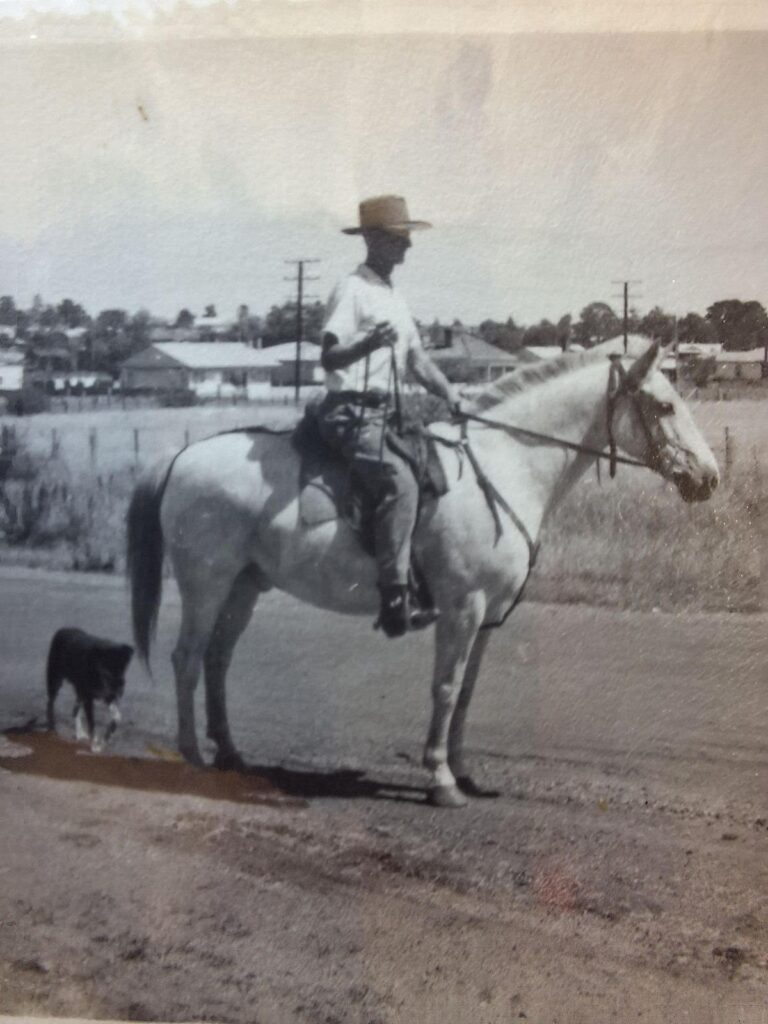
[626,338,661,387]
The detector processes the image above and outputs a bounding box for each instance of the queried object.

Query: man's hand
[364,321,397,353]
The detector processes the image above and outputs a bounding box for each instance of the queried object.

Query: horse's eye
[658,401,674,417]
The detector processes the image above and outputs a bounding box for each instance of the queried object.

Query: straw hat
[342,195,432,235]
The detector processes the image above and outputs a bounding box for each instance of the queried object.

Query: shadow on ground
[0,727,428,807]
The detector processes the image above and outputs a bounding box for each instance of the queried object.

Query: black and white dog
[46,628,133,752]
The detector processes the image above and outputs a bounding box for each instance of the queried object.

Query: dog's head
[95,643,134,704]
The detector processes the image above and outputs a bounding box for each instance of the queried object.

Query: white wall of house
[0,364,24,392]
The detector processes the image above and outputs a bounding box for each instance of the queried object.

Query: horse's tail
[126,457,173,669]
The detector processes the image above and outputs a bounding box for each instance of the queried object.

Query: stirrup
[375,585,408,639]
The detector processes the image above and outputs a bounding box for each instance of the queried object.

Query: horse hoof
[427,785,468,809]
[213,750,247,773]
[180,747,205,768]
[456,775,500,799]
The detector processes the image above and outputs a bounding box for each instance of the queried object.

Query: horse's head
[609,340,719,502]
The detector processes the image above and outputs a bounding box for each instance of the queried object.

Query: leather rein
[457,355,656,480]
[435,355,664,557]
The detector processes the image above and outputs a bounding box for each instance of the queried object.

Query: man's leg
[349,424,420,637]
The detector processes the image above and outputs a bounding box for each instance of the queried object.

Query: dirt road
[0,569,766,1023]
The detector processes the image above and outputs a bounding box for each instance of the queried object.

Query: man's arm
[407,345,459,409]
[321,322,397,373]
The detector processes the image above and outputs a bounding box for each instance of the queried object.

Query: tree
[0,296,17,326]
[477,316,524,354]
[677,312,717,347]
[639,306,676,344]
[203,304,217,319]
[572,302,620,348]
[56,298,88,328]
[262,300,324,347]
[522,319,558,348]
[95,309,129,335]
[556,314,572,351]
[705,299,768,352]
[175,308,195,328]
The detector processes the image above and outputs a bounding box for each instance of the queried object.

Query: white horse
[127,337,718,807]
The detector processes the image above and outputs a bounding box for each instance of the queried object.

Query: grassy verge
[529,467,763,613]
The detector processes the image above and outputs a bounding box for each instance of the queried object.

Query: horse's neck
[471,362,610,519]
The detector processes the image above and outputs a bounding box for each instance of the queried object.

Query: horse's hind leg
[172,568,239,766]
[204,565,266,771]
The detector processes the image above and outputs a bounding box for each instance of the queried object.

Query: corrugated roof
[431,332,519,364]
[151,342,279,368]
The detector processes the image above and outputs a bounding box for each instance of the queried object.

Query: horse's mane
[469,335,649,411]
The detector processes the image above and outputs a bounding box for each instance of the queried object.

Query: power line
[611,280,643,353]
[284,258,320,403]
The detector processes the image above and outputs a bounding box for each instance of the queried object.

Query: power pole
[611,280,642,353]
[284,259,320,403]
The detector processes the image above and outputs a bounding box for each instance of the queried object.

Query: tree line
[474,299,768,354]
[1,292,766,380]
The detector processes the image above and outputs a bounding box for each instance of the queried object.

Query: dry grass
[529,467,764,613]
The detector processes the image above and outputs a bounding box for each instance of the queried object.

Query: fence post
[133,428,140,466]
[89,427,97,467]
[51,428,60,459]
[184,428,190,447]
[724,426,735,484]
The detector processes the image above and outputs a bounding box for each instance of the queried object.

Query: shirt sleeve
[322,277,359,348]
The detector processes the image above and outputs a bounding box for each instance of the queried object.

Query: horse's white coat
[129,337,719,805]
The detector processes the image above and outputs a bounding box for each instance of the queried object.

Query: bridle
[458,354,670,479]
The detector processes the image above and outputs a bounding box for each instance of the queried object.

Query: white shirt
[322,263,422,393]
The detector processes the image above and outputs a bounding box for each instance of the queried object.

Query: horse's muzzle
[673,470,719,503]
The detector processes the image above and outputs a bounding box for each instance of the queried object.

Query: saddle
[291,403,449,552]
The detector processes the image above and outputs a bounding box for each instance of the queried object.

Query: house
[44,372,114,396]
[426,327,520,383]
[518,343,585,363]
[0,362,24,396]
[712,347,768,382]
[120,342,278,398]
[261,341,323,387]
[0,360,25,413]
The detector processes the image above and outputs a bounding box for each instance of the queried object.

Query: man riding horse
[317,195,460,639]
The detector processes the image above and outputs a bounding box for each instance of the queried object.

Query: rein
[455,411,648,472]
[456,363,650,476]
[431,358,656,569]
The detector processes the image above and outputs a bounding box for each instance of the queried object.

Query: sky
[1,13,767,327]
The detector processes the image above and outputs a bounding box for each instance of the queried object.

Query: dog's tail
[126,457,175,670]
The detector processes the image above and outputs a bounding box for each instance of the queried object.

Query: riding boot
[376,584,409,638]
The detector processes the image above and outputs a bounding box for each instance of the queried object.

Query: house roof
[430,332,519,365]
[123,342,275,370]
[262,341,322,364]
[194,316,235,331]
[676,342,722,356]
[715,346,766,363]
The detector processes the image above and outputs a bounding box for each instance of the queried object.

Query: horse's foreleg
[204,566,264,771]
[447,629,493,795]
[423,594,486,808]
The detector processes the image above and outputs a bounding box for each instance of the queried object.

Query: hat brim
[342,221,432,235]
